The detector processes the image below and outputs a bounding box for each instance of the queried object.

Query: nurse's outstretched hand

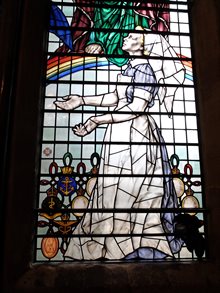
[54,95,83,110]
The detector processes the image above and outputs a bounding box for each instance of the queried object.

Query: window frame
[35,0,207,263]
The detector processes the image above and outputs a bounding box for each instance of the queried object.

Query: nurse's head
[122,26,149,56]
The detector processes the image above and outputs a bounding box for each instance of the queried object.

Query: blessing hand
[85,44,103,54]
[54,95,83,110]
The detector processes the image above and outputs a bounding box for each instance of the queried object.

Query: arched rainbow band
[47,55,193,82]
[47,56,110,81]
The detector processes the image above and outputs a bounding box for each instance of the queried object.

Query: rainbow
[47,56,110,81]
[177,54,193,81]
[47,55,193,82]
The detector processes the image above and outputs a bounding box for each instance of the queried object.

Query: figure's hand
[72,118,97,137]
[72,123,88,137]
[85,44,103,54]
[54,95,83,110]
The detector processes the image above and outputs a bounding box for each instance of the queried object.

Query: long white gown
[65,58,183,260]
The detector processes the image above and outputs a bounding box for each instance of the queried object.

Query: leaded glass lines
[35,0,206,262]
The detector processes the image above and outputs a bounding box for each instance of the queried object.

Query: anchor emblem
[57,152,77,197]
[57,176,77,196]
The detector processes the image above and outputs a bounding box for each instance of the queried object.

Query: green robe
[88,1,150,67]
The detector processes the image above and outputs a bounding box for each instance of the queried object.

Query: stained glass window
[35,0,207,262]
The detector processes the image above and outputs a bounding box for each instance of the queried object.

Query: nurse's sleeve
[126,63,158,107]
